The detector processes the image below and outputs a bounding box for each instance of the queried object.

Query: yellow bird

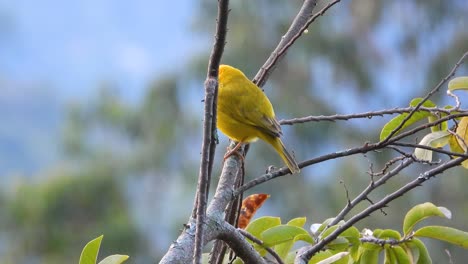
[217,64,300,174]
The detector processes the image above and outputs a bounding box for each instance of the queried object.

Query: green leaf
[392,246,411,264]
[287,217,307,227]
[232,258,243,264]
[339,226,360,239]
[403,203,451,236]
[275,241,294,260]
[414,131,450,161]
[320,225,339,238]
[327,237,349,251]
[98,255,129,264]
[316,252,349,264]
[309,250,333,264]
[275,218,313,259]
[384,247,396,264]
[427,114,448,132]
[245,216,281,239]
[414,226,468,248]
[348,237,361,261]
[261,225,309,247]
[79,235,104,264]
[380,98,437,141]
[405,238,432,264]
[285,251,296,264]
[358,247,381,263]
[448,76,468,91]
[409,98,437,108]
[375,229,402,240]
[311,218,336,236]
[295,233,315,244]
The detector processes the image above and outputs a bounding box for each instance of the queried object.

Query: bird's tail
[266,136,300,174]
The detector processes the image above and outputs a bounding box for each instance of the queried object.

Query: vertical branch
[193,0,230,263]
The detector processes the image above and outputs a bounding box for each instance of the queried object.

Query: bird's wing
[236,95,283,138]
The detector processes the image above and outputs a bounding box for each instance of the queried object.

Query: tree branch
[380,51,468,144]
[295,157,466,263]
[192,0,230,262]
[238,229,284,264]
[217,223,267,264]
[279,107,460,125]
[328,158,413,227]
[253,0,342,87]
[235,112,468,196]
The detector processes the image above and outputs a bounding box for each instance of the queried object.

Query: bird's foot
[224,141,244,161]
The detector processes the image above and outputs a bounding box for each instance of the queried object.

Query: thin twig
[328,158,413,227]
[254,0,341,87]
[380,51,468,144]
[238,229,285,264]
[391,142,468,158]
[235,112,468,196]
[194,0,230,263]
[280,107,459,125]
[296,157,467,263]
[368,155,406,177]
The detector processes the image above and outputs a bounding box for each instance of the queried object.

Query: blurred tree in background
[0,0,467,263]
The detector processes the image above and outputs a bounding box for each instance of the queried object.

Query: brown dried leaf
[238,193,270,229]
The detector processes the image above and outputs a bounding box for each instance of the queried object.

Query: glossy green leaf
[384,247,396,264]
[339,226,360,239]
[414,131,450,161]
[320,225,339,238]
[275,241,294,260]
[409,98,437,108]
[273,217,308,258]
[414,226,468,248]
[79,235,103,264]
[392,246,411,264]
[327,237,349,251]
[295,233,315,244]
[275,232,314,259]
[372,229,383,238]
[232,258,243,264]
[245,216,281,239]
[316,252,349,264]
[401,243,418,263]
[448,76,468,91]
[285,251,296,264]
[311,218,336,237]
[360,241,381,250]
[261,225,308,247]
[375,229,402,240]
[405,238,432,264]
[403,203,451,236]
[98,255,129,264]
[309,250,333,264]
[380,98,436,141]
[358,247,381,263]
[287,217,307,227]
[348,237,361,261]
[427,114,448,132]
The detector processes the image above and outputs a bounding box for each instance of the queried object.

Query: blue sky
[0,0,202,102]
[0,1,206,176]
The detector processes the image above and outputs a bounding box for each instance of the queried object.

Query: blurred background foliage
[1,0,468,263]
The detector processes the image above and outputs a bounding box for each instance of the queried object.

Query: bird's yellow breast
[217,65,276,143]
